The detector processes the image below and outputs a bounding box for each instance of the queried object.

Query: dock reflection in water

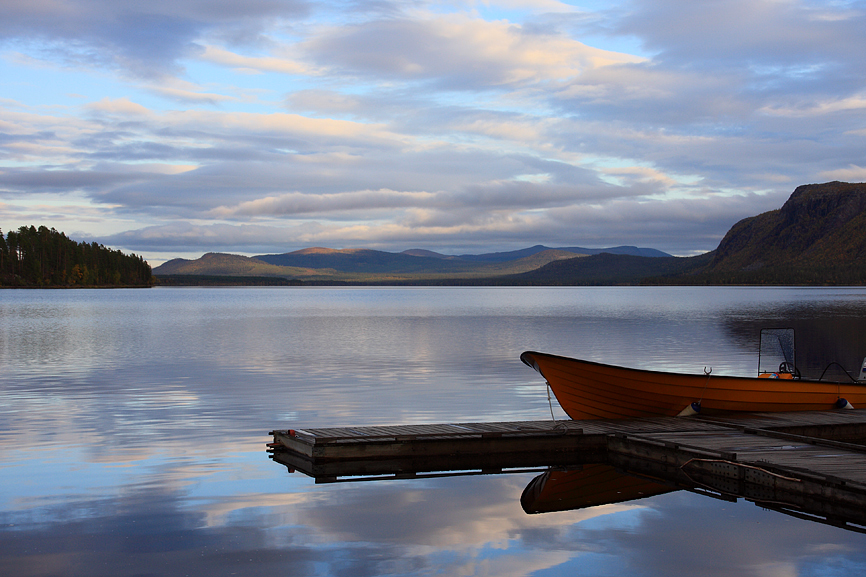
[271,410,866,535]
[521,461,866,535]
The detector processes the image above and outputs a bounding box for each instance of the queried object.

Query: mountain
[453,245,669,263]
[153,248,586,281]
[253,247,477,273]
[152,244,669,280]
[401,249,453,259]
[700,181,866,282]
[155,252,310,277]
[513,181,866,286]
[152,182,866,285]
[252,244,669,271]
[500,252,712,286]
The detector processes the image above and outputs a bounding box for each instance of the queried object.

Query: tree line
[0,226,152,287]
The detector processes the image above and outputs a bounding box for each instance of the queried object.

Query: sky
[1,0,865,264]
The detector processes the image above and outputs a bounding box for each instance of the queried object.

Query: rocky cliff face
[709,181,866,273]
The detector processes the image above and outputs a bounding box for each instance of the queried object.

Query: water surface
[2,286,866,576]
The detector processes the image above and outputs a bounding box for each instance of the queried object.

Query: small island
[0,225,152,287]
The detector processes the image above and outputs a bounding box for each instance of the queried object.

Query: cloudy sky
[1,0,865,263]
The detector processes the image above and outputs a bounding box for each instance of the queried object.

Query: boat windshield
[758,328,796,375]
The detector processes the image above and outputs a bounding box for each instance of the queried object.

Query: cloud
[0,167,146,192]
[0,0,311,77]
[552,63,752,126]
[0,86,805,257]
[86,96,152,116]
[209,189,439,218]
[145,84,239,105]
[197,44,313,76]
[302,12,644,89]
[619,0,866,69]
[3,1,866,261]
[759,93,866,117]
[820,164,866,182]
[468,0,581,14]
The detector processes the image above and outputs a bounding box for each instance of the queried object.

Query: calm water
[2,286,866,576]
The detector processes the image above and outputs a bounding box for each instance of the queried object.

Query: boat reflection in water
[520,464,674,514]
[520,460,866,534]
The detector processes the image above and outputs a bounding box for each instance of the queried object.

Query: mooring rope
[547,382,556,421]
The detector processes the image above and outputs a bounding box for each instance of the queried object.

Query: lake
[2,286,866,576]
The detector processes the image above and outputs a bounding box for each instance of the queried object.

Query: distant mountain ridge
[153,182,866,285]
[250,244,669,272]
[153,244,667,282]
[399,245,669,262]
[154,247,591,280]
[253,247,475,273]
[450,245,670,262]
[155,252,312,277]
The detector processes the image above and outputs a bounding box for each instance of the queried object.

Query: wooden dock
[270,409,866,480]
[269,410,866,531]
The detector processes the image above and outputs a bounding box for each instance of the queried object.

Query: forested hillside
[681,181,866,284]
[0,225,152,287]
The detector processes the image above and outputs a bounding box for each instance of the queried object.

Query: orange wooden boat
[521,329,866,420]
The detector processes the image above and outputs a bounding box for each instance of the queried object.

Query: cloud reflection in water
[3,287,866,576]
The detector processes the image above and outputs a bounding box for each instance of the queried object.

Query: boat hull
[521,351,866,420]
